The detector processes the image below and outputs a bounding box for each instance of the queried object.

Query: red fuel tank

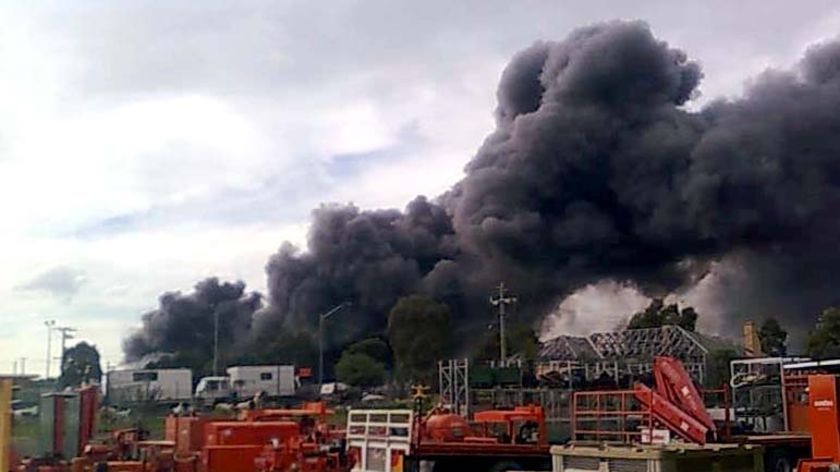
[424,414,470,442]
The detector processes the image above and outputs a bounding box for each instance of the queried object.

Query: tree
[627,299,698,331]
[473,322,539,362]
[344,337,392,367]
[758,317,788,356]
[59,342,103,388]
[335,352,386,388]
[807,307,840,359]
[387,295,450,383]
[677,307,698,332]
[706,348,738,388]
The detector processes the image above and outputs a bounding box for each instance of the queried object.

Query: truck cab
[194,376,231,404]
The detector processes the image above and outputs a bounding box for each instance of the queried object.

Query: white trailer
[106,368,193,403]
[228,365,297,398]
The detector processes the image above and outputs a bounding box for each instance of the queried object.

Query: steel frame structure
[438,359,470,417]
[439,326,716,439]
[539,326,710,384]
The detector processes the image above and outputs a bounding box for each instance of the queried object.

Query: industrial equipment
[348,390,552,472]
[796,375,840,471]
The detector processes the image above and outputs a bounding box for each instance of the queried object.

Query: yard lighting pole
[318,302,351,389]
[44,320,56,379]
[55,326,77,377]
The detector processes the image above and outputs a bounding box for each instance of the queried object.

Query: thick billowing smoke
[256,197,459,343]
[123,278,261,368]
[260,21,840,337]
[126,20,840,362]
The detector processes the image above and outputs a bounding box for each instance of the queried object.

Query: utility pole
[44,320,56,379]
[55,326,77,378]
[213,309,220,376]
[318,302,351,389]
[18,358,25,375]
[490,282,517,365]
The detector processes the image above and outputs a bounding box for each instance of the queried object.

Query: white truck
[195,365,297,403]
[106,368,193,404]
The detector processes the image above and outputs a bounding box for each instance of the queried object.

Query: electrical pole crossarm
[489,282,517,365]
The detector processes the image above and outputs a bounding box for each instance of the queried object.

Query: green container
[494,367,522,386]
[469,366,495,388]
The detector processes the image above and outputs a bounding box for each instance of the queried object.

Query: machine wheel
[489,461,522,472]
[767,450,792,472]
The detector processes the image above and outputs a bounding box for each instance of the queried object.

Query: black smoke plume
[126,20,840,363]
[123,278,261,372]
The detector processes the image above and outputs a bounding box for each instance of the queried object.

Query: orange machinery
[797,375,840,471]
[406,403,552,471]
[19,398,351,472]
[164,401,351,472]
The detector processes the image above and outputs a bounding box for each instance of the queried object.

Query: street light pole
[44,320,56,379]
[213,309,220,376]
[318,302,350,389]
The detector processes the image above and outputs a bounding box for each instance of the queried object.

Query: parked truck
[106,368,193,404]
[195,365,298,404]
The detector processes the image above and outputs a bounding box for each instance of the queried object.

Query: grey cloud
[18,266,88,300]
[39,1,838,103]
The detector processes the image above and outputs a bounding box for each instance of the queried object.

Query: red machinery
[410,399,551,471]
[632,356,717,444]
[17,395,352,472]
[573,356,724,446]
[164,401,352,472]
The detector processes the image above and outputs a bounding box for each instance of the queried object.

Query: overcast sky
[1,0,838,375]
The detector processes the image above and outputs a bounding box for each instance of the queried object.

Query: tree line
[55,299,840,391]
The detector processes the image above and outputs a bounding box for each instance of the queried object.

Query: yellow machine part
[0,378,12,472]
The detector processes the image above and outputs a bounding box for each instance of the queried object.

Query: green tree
[335,352,386,388]
[59,342,103,388]
[627,299,698,332]
[345,337,391,367]
[387,295,450,383]
[473,322,539,362]
[706,348,738,388]
[807,307,840,359]
[676,306,698,332]
[758,317,788,356]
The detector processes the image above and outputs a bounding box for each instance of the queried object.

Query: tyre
[766,450,792,472]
